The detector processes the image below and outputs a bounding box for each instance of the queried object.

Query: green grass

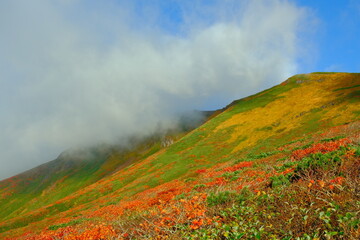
[333,84,360,92]
[311,72,339,74]
[48,219,84,230]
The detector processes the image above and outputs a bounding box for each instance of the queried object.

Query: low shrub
[207,191,236,207]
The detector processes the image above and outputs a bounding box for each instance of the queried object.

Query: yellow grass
[216,73,360,153]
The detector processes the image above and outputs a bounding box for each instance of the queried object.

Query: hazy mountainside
[0,112,210,222]
[0,143,152,221]
[0,73,359,239]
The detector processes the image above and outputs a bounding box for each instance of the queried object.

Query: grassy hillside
[0,73,359,239]
[0,111,210,225]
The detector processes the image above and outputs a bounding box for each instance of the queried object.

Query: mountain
[0,72,359,239]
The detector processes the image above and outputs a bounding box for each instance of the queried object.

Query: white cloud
[0,0,311,179]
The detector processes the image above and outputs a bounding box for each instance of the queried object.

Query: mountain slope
[0,72,359,239]
[0,109,213,223]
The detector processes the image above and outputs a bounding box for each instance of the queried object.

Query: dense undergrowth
[119,137,360,239]
[0,73,359,239]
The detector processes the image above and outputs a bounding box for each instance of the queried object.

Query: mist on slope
[0,0,313,180]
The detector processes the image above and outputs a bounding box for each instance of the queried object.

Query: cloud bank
[0,0,310,179]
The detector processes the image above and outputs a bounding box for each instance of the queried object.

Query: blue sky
[0,0,359,179]
[295,0,360,72]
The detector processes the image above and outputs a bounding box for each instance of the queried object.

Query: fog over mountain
[0,0,313,180]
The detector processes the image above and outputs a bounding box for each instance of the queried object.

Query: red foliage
[330,176,344,185]
[222,161,253,172]
[24,223,117,240]
[136,193,211,235]
[206,177,227,187]
[291,138,351,160]
[65,224,116,240]
[196,169,207,174]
